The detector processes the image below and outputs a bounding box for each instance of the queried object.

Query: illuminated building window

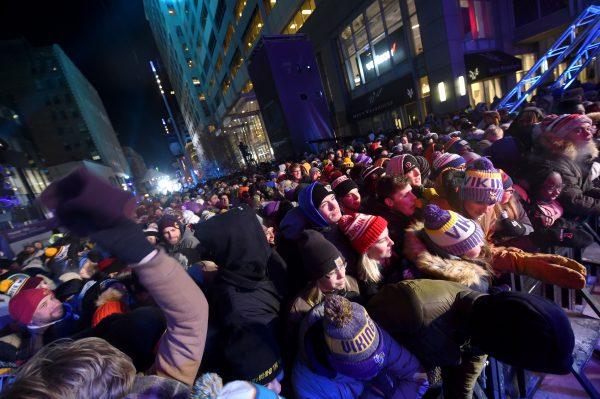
[198,93,206,101]
[221,77,232,95]
[407,0,423,55]
[192,77,201,86]
[187,58,194,68]
[242,7,264,52]
[223,24,235,55]
[263,0,277,15]
[339,0,405,90]
[241,80,254,93]
[215,54,223,72]
[283,0,316,34]
[167,3,176,15]
[235,0,247,22]
[420,76,430,97]
[230,48,244,77]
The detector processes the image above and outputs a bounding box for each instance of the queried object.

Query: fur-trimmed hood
[404,222,492,290]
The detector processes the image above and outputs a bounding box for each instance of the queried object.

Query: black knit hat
[469,291,574,374]
[331,175,358,198]
[224,323,282,385]
[299,230,345,280]
[311,182,334,207]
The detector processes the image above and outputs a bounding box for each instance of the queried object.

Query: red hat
[91,300,128,327]
[9,288,53,325]
[338,213,388,254]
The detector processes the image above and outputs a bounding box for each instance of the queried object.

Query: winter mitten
[39,167,137,236]
[90,221,157,265]
[492,249,586,289]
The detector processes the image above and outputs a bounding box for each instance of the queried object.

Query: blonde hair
[0,337,136,399]
[304,279,354,308]
[357,253,382,283]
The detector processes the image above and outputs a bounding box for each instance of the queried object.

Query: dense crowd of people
[0,82,599,398]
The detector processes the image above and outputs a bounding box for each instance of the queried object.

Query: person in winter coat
[288,230,362,331]
[368,279,575,399]
[293,295,427,399]
[195,204,285,333]
[385,154,436,201]
[157,214,201,267]
[279,182,357,291]
[405,205,493,292]
[527,166,593,249]
[338,213,394,299]
[534,114,600,217]
[417,158,587,289]
[1,167,209,398]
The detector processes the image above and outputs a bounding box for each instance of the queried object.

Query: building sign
[464,51,522,82]
[348,75,416,121]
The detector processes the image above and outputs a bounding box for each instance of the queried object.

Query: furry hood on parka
[404,221,493,290]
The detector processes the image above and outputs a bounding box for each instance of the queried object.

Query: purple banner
[2,218,57,243]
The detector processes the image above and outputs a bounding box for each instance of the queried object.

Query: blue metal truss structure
[496,5,600,113]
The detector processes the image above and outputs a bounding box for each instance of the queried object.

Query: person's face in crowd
[327,153,335,161]
[263,225,275,245]
[154,208,163,218]
[484,114,497,125]
[220,195,229,208]
[401,136,408,145]
[406,167,422,187]
[163,226,181,245]
[209,195,220,206]
[79,260,98,279]
[412,143,423,155]
[146,235,158,246]
[24,246,35,255]
[291,167,302,181]
[538,172,564,202]
[310,170,321,181]
[367,228,394,261]
[32,293,64,326]
[341,188,361,213]
[384,184,417,216]
[463,200,495,219]
[501,186,514,205]
[318,261,347,292]
[463,243,483,259]
[572,104,586,115]
[318,194,342,223]
[566,122,595,145]
[33,242,43,250]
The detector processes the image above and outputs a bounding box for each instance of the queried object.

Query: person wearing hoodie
[278,182,357,290]
[0,167,209,398]
[368,279,575,399]
[293,295,426,399]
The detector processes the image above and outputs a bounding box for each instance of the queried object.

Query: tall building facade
[0,39,130,184]
[143,0,320,176]
[144,0,598,170]
[123,146,149,190]
[300,0,599,135]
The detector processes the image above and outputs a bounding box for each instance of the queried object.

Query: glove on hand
[493,249,586,289]
[39,167,137,236]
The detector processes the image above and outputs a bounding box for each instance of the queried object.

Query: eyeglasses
[543,183,565,191]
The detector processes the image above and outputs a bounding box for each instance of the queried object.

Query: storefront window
[459,0,494,40]
[339,0,406,90]
[515,53,536,92]
[407,0,422,55]
[469,77,501,106]
[419,76,430,97]
[283,0,316,34]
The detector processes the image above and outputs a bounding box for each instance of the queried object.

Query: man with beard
[535,114,600,217]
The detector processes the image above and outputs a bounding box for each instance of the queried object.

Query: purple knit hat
[423,204,484,256]
[262,201,281,217]
[323,295,385,380]
[460,158,504,205]
[355,153,373,165]
[431,153,466,179]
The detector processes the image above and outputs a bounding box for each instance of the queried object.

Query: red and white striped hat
[338,213,388,254]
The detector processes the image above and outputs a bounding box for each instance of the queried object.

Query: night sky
[0,1,175,172]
